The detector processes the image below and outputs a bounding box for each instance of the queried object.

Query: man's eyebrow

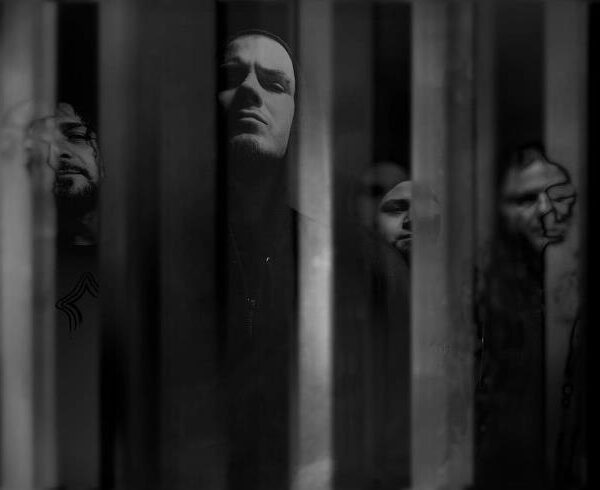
[380,198,410,210]
[59,121,87,132]
[256,65,293,86]
[504,188,538,198]
[221,56,245,65]
[384,198,410,204]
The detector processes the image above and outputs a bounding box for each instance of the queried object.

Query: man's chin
[530,234,565,252]
[54,186,95,200]
[394,238,411,256]
[228,134,285,162]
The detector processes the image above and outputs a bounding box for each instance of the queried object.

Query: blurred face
[218,35,295,160]
[32,107,100,199]
[357,162,409,229]
[500,160,576,251]
[377,181,412,256]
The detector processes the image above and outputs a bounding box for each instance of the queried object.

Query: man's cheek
[218,91,233,109]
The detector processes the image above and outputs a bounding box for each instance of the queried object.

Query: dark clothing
[475,238,546,489]
[221,209,411,490]
[55,243,100,489]
[334,223,411,490]
[222,208,297,490]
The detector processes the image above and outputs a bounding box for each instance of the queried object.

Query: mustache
[55,161,91,179]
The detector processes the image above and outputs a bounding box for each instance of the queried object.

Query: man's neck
[56,197,99,246]
[227,158,288,229]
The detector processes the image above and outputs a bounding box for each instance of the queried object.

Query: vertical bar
[101,1,225,488]
[99,1,161,488]
[333,1,373,181]
[411,4,448,487]
[544,0,587,481]
[332,1,374,482]
[33,3,58,487]
[1,0,57,488]
[158,2,224,489]
[475,0,496,265]
[445,3,475,486]
[0,3,36,486]
[292,1,334,489]
[473,1,495,485]
[411,1,475,488]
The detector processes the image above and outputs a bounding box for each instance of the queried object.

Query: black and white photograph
[0,1,595,489]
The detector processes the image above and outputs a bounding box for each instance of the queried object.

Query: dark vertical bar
[57,3,98,127]
[544,1,588,483]
[331,2,373,486]
[158,2,221,489]
[99,1,161,488]
[55,4,99,488]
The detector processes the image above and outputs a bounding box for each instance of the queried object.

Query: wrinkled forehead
[32,111,85,130]
[502,160,568,196]
[224,35,295,87]
[382,181,412,203]
[28,111,92,148]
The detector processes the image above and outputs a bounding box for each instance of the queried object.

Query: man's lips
[394,234,412,249]
[56,165,86,177]
[234,110,268,125]
[544,231,566,240]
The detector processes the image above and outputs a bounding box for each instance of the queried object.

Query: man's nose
[537,193,553,215]
[47,140,72,169]
[401,212,412,231]
[237,70,263,106]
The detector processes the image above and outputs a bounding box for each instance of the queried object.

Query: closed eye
[257,67,292,95]
[509,192,539,206]
[380,199,410,214]
[65,132,88,144]
[267,81,286,93]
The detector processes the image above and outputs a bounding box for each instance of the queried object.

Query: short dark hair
[501,142,569,185]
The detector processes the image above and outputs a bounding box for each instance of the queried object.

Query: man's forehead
[224,35,295,78]
[384,181,412,202]
[35,113,85,128]
[503,160,568,194]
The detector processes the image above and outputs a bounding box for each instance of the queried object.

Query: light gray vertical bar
[293,1,334,489]
[411,3,449,487]
[475,0,496,267]
[33,3,58,488]
[411,1,475,488]
[1,0,56,488]
[544,0,587,480]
